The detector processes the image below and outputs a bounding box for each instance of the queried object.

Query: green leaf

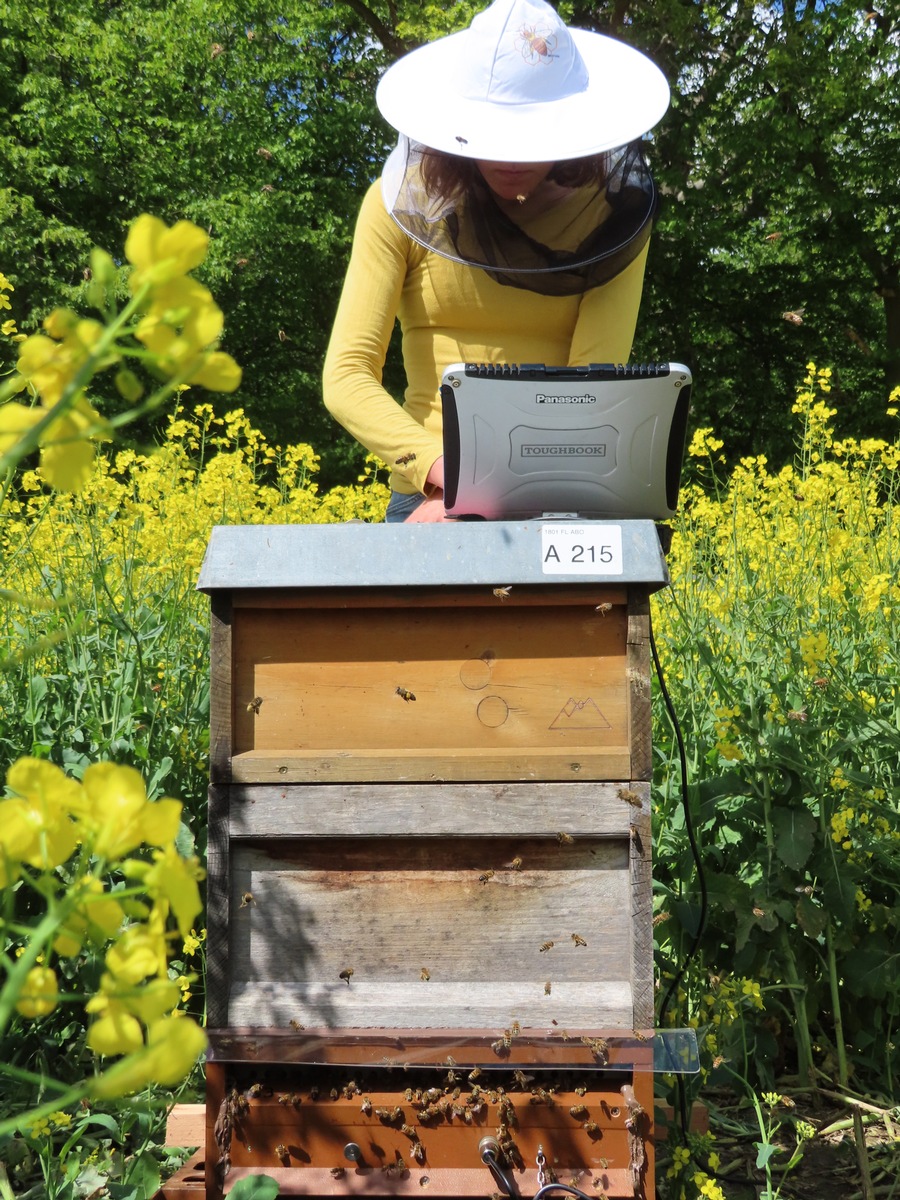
[795,895,827,939]
[771,806,817,871]
[226,1177,280,1200]
[754,1141,780,1171]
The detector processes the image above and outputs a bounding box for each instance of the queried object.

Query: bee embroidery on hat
[516,24,559,65]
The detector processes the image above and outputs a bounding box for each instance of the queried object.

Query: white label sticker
[540,524,624,575]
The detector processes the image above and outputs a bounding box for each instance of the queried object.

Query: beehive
[198,521,668,1198]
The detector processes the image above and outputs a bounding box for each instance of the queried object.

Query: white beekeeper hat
[375,0,670,163]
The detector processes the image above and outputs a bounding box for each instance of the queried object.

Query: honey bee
[584,1121,601,1138]
[420,967,431,982]
[491,1037,511,1057]
[539,941,555,952]
[395,452,417,466]
[396,687,416,702]
[411,1141,426,1165]
[556,831,574,845]
[344,1080,360,1099]
[506,856,523,871]
[571,933,587,947]
[509,1021,521,1037]
[383,1155,406,1178]
[530,1088,555,1107]
[752,906,766,918]
[278,1092,302,1106]
[594,602,612,615]
[361,1096,373,1115]
[712,1055,728,1069]
[400,1124,420,1141]
[492,586,512,600]
[330,1167,345,1179]
[468,1066,483,1083]
[544,980,552,995]
[570,1103,589,1120]
[581,1036,609,1060]
[632,1029,648,1042]
[330,1088,340,1101]
[512,1069,533,1088]
[339,967,354,984]
[574,1084,587,1096]
[239,892,254,908]
[289,1018,305,1030]
[275,1144,289,1159]
[478,869,495,884]
[246,1082,266,1098]
[617,787,642,808]
[652,911,671,927]
[309,1085,320,1101]
[246,696,263,714]
[783,307,806,325]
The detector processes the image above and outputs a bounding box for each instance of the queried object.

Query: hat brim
[376,29,670,162]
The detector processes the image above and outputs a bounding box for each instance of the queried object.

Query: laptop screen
[441,362,692,521]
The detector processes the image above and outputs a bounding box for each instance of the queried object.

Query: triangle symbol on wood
[549,697,612,730]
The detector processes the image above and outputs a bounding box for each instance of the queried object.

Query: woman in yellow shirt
[323,0,669,522]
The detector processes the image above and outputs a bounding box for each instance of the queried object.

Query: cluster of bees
[229,1050,636,1177]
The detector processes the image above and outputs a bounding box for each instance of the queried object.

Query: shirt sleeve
[567,241,650,366]
[322,182,442,494]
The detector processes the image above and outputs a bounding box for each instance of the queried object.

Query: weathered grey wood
[227,782,637,838]
[209,595,232,784]
[627,587,653,782]
[227,980,635,1029]
[205,783,231,1028]
[229,749,633,785]
[629,785,655,1030]
[226,837,633,1029]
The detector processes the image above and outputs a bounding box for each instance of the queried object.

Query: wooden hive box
[197,521,669,1199]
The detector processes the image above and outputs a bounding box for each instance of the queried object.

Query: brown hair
[419,148,610,203]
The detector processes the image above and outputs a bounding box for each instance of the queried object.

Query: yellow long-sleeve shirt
[323,180,648,495]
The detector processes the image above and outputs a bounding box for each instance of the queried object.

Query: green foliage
[652,371,900,1106]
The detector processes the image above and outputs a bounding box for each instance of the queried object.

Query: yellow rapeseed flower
[16,965,59,1018]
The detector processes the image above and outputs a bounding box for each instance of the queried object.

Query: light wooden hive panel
[230,596,632,783]
[227,836,634,1030]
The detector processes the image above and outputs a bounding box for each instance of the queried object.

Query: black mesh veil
[382,138,658,297]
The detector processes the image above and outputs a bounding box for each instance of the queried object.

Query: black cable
[534,1186,594,1200]
[648,604,709,1137]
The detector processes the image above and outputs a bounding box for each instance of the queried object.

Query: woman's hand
[403,456,449,521]
[404,492,450,523]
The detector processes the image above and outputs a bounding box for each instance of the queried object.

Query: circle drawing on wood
[459,657,492,690]
[477,695,509,728]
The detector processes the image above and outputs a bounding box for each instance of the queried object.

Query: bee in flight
[617,787,642,807]
[246,696,263,714]
[395,452,417,466]
[594,602,612,615]
[339,967,354,984]
[571,933,587,947]
[239,892,254,908]
[544,980,552,995]
[420,967,431,982]
[396,686,416,702]
[492,586,512,600]
[539,940,555,953]
[556,831,575,845]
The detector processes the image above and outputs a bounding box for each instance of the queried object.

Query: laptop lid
[441,362,692,521]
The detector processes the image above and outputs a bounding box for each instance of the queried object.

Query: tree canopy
[1,0,897,479]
